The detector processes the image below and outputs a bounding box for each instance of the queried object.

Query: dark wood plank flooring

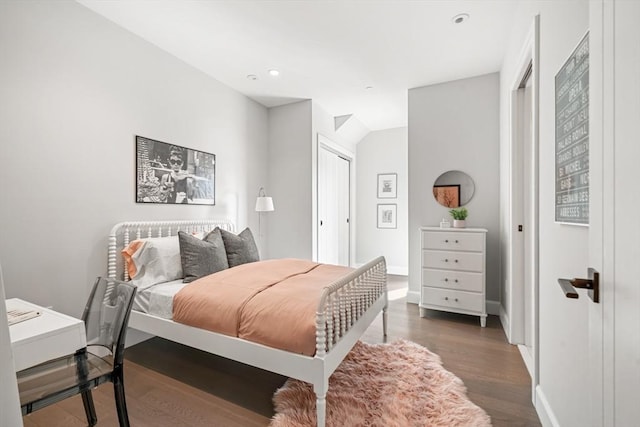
[23,276,540,426]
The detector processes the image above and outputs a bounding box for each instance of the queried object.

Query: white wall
[499,2,589,426]
[408,73,501,305]
[356,127,408,275]
[267,100,313,260]
[0,1,268,316]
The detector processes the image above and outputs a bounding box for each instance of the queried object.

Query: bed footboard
[315,256,387,357]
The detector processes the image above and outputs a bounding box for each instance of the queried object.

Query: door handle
[557,268,599,303]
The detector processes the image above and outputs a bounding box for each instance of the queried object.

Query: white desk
[7,299,87,372]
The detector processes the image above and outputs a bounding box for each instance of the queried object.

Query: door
[521,70,535,362]
[590,1,640,424]
[318,145,350,266]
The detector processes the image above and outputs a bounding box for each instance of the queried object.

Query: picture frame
[135,135,216,205]
[433,184,461,208]
[377,204,397,229]
[377,173,397,198]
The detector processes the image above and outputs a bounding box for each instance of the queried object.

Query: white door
[522,72,535,360]
[318,145,350,266]
[590,1,640,423]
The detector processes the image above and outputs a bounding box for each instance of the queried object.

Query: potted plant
[449,207,468,228]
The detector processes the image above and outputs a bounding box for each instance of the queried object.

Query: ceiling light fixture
[365,86,373,90]
[268,69,280,77]
[246,74,258,80]
[452,13,469,24]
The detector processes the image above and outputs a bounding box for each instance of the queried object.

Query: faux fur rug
[271,339,491,427]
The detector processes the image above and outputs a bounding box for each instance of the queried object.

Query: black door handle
[558,268,599,303]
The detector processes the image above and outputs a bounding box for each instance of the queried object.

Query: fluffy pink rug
[271,339,491,427]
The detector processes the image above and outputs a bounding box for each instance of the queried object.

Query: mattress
[132,279,187,319]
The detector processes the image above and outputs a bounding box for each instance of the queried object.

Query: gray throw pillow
[178,229,229,283]
[220,227,260,268]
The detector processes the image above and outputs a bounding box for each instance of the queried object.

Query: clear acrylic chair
[17,277,136,426]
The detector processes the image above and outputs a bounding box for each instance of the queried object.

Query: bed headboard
[108,219,235,281]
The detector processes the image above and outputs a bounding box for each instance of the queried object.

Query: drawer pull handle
[454,298,459,302]
[444,278,449,282]
[454,259,459,263]
[455,279,459,283]
[444,297,449,301]
[443,259,449,263]
[455,240,459,243]
[445,239,449,243]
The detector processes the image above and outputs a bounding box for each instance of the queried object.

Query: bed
[108,219,388,427]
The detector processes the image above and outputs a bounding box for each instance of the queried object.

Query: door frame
[506,15,540,393]
[315,133,355,266]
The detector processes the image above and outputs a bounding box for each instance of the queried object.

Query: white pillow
[122,236,183,290]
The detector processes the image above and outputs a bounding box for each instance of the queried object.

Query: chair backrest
[82,277,136,366]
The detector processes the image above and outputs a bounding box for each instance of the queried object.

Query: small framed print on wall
[377,173,397,198]
[377,204,397,229]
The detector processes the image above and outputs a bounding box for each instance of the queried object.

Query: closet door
[318,146,350,266]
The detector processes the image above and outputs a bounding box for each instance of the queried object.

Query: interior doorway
[507,16,539,393]
[317,139,351,266]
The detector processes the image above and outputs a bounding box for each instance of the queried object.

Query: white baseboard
[354,263,407,276]
[499,304,510,340]
[406,290,420,304]
[518,344,534,378]
[535,385,560,427]
[486,300,500,316]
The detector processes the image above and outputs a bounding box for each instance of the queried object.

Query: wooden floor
[23,276,541,427]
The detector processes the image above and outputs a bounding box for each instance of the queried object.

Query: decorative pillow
[220,227,260,268]
[121,235,183,290]
[178,229,229,283]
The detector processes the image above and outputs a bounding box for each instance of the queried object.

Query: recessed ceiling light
[268,69,280,77]
[365,86,373,90]
[246,74,258,80]
[452,13,469,24]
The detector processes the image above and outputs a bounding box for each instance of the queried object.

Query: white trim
[499,304,510,336]
[507,15,540,398]
[485,300,501,316]
[518,343,534,378]
[406,290,420,304]
[535,385,561,427]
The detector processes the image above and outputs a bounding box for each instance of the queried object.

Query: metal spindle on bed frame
[315,256,387,357]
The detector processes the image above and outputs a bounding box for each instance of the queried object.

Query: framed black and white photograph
[377,204,397,229]
[377,173,397,198]
[136,135,216,205]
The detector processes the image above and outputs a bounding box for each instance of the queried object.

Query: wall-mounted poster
[377,204,397,229]
[555,32,589,225]
[377,173,397,198]
[136,136,216,205]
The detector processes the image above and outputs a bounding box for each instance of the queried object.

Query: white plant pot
[453,220,466,228]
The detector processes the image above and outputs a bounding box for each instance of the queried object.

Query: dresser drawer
[422,231,484,252]
[422,287,484,313]
[422,250,483,272]
[422,269,483,292]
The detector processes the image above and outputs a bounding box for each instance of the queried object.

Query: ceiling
[77,0,518,132]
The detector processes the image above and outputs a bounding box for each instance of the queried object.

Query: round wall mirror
[432,170,475,207]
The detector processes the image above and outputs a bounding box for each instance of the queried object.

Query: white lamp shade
[255,196,274,212]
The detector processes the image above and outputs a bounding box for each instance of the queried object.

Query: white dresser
[419,227,488,327]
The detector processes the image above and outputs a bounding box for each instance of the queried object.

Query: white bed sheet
[132,279,187,319]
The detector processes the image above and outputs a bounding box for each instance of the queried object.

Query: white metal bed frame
[108,220,388,427]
